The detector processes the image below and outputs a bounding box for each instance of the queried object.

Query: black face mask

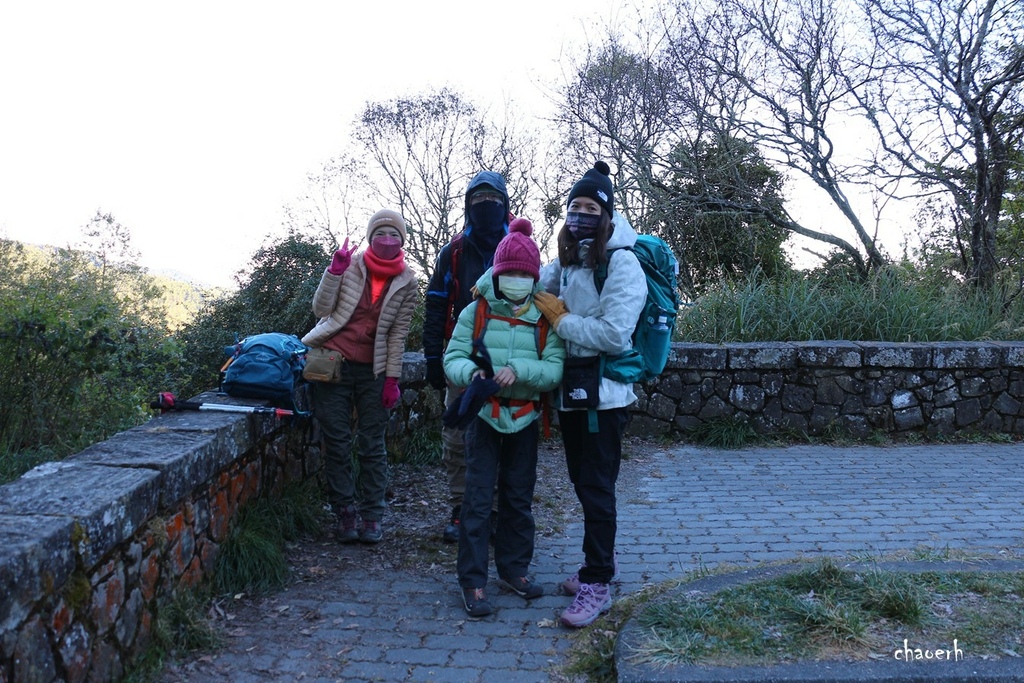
[469,201,506,236]
[565,211,601,240]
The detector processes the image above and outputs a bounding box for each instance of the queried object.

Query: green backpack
[595,234,680,383]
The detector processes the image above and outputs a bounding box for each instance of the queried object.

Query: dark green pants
[313,361,389,522]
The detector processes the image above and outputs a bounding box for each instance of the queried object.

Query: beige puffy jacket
[301,254,420,378]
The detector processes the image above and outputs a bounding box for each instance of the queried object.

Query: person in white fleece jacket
[535,161,645,629]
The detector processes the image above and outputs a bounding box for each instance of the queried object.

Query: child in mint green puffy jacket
[443,218,565,618]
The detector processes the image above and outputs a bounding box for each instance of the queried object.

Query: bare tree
[558,0,1024,286]
[352,88,474,275]
[673,0,888,274]
[351,88,543,276]
[281,153,366,248]
[468,98,557,256]
[856,0,1024,288]
[555,28,805,291]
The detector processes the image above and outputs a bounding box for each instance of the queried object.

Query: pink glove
[328,237,357,275]
[382,377,400,409]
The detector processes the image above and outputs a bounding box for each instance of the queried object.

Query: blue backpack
[220,333,308,407]
[595,234,680,383]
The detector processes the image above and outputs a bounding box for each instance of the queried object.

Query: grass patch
[687,415,763,449]
[678,267,1024,343]
[387,424,442,466]
[213,479,328,595]
[627,558,1024,668]
[563,581,684,683]
[124,589,221,683]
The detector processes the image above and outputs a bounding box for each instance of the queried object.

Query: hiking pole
[150,392,296,418]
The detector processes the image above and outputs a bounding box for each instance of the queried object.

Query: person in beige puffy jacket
[302,209,419,544]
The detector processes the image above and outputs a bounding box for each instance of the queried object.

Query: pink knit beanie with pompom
[492,218,541,281]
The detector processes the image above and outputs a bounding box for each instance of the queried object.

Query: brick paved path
[163,443,1024,682]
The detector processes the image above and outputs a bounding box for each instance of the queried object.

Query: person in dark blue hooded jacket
[424,171,511,543]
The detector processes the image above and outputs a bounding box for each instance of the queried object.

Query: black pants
[559,408,629,585]
[457,418,539,589]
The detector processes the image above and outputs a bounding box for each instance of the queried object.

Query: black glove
[426,358,447,390]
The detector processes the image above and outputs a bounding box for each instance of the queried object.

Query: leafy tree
[909,145,1024,296]
[174,231,330,399]
[662,137,791,295]
[76,210,141,282]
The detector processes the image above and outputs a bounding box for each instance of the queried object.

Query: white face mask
[497,275,535,302]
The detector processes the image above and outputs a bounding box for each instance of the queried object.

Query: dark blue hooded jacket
[423,171,509,361]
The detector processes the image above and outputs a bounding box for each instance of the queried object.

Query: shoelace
[568,584,604,612]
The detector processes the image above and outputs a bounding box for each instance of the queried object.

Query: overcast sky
[0,1,649,287]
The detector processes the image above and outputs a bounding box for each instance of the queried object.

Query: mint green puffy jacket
[443,268,565,434]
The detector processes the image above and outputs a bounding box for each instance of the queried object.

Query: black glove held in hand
[426,358,447,390]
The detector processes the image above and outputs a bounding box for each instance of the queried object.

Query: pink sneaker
[561,552,619,595]
[561,583,611,628]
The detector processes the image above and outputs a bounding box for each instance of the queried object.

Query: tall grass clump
[213,479,327,595]
[678,266,1024,343]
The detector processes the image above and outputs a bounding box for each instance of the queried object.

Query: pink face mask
[371,235,402,260]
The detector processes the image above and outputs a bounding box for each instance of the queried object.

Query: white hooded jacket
[539,211,646,410]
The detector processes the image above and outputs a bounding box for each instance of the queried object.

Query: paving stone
[408,665,480,683]
[156,442,1024,683]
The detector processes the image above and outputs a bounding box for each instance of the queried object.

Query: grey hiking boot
[498,575,543,600]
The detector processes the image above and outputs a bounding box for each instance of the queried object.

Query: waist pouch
[561,355,602,409]
[603,349,644,384]
[302,347,344,383]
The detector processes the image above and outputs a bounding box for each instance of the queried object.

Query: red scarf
[362,249,406,302]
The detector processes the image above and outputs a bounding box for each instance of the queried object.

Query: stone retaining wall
[4,341,1023,681]
[0,392,318,683]
[628,341,1024,438]
[398,343,1024,440]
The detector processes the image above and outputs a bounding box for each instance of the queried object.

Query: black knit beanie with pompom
[567,161,614,217]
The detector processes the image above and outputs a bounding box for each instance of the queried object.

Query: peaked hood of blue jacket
[462,171,510,252]
[464,171,510,221]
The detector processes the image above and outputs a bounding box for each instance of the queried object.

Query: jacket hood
[606,210,639,250]
[464,171,510,218]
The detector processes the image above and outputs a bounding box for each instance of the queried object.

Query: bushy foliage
[0,240,181,483]
[659,136,792,296]
[679,266,1024,342]
[173,231,330,399]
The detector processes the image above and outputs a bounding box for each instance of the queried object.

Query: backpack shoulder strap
[472,295,488,340]
[534,313,549,356]
[473,297,549,358]
[593,246,631,294]
[443,234,466,341]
